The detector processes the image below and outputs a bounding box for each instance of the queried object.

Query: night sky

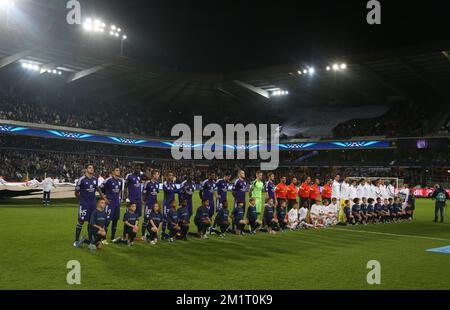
[36,0,450,73]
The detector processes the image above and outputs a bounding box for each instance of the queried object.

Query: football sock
[111,220,118,240]
[75,223,82,241]
[141,222,148,236]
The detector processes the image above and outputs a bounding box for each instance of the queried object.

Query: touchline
[170,116,280,170]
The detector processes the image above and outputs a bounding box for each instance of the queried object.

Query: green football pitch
[0,195,449,290]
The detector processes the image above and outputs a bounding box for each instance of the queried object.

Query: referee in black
[431,184,449,223]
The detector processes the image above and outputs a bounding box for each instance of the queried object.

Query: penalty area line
[329,227,450,242]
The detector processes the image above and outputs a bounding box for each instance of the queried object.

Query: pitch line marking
[329,227,450,242]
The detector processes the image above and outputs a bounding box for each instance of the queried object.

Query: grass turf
[0,195,449,290]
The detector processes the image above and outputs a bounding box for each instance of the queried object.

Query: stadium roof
[1,3,450,109]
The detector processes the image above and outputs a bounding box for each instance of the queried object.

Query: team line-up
[72,165,415,250]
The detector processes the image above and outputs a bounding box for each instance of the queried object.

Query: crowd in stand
[0,90,278,138]
[1,89,442,139]
[0,147,442,188]
[0,91,168,137]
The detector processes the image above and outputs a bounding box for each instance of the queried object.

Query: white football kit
[340,182,350,204]
[287,208,299,228]
[42,178,54,192]
[298,207,308,222]
[331,180,341,200]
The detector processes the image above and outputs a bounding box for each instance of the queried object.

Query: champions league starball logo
[170,116,280,171]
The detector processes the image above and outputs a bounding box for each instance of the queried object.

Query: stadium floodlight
[332,64,339,71]
[271,89,289,97]
[21,63,40,72]
[340,63,347,70]
[297,70,302,75]
[326,66,331,71]
[0,0,15,27]
[82,19,128,55]
[308,67,315,75]
[83,18,106,33]
[83,19,92,31]
[21,62,63,76]
[303,69,308,74]
[0,0,14,8]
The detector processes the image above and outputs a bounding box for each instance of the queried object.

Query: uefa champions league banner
[0,123,391,150]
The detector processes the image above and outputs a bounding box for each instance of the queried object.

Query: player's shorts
[248,219,258,229]
[194,219,203,228]
[78,204,95,223]
[233,218,244,225]
[263,217,273,225]
[123,225,134,235]
[105,204,120,222]
[216,200,225,211]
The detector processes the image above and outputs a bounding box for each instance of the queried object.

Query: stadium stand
[0,88,444,140]
[1,133,447,187]
[332,103,430,138]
